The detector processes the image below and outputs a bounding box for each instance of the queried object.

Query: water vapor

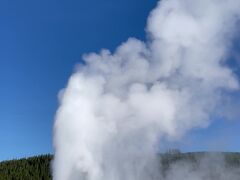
[53,0,240,179]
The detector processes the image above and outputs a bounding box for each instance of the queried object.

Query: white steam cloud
[53,0,240,179]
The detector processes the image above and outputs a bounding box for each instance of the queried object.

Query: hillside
[0,155,52,180]
[0,152,239,179]
[160,152,240,179]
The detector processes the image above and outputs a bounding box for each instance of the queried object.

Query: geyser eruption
[53,0,240,179]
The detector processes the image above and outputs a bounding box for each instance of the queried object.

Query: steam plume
[53,0,240,179]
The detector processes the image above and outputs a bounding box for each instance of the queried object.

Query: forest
[0,155,52,180]
[0,152,240,179]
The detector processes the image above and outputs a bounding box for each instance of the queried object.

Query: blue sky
[0,0,239,161]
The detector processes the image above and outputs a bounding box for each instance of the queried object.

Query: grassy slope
[0,152,239,179]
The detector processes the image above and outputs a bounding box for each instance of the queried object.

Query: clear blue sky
[0,0,239,161]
